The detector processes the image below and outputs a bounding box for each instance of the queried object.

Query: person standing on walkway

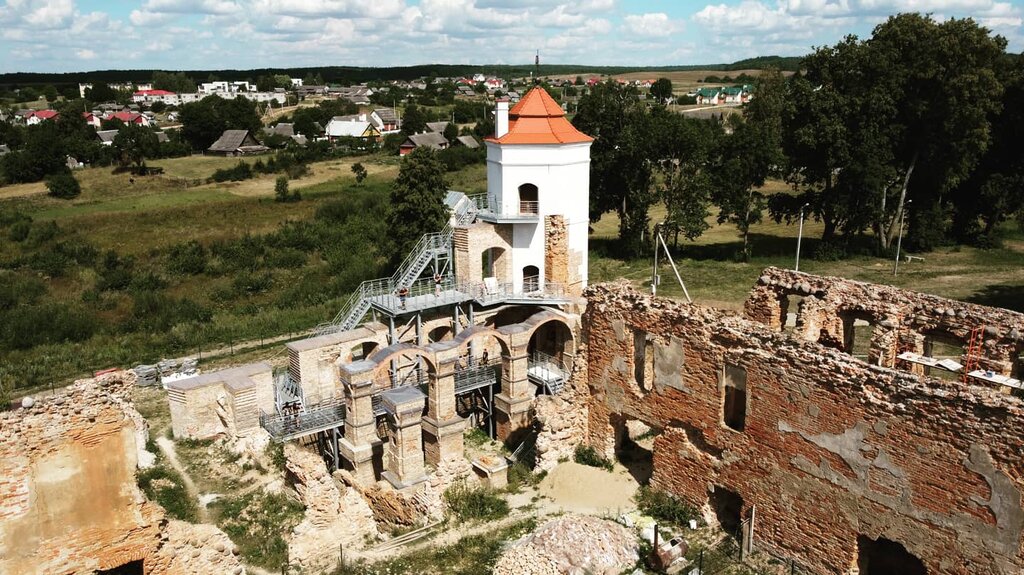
[434,273,443,297]
[397,285,409,309]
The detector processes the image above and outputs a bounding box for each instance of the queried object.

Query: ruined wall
[0,373,245,575]
[454,221,515,285]
[584,282,1024,575]
[746,267,1024,376]
[167,362,272,440]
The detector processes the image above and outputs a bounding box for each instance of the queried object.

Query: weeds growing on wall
[573,444,614,471]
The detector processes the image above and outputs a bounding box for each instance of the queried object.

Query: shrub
[212,491,303,570]
[573,444,614,471]
[45,172,81,199]
[7,220,30,242]
[812,240,847,262]
[167,240,208,275]
[351,162,367,184]
[137,464,199,522]
[210,161,253,182]
[635,486,698,527]
[274,176,289,202]
[443,482,509,521]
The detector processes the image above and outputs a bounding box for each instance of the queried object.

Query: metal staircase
[314,207,476,337]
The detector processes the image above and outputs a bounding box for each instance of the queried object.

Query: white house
[482,87,593,294]
[325,115,382,140]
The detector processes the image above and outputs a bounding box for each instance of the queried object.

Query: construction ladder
[961,326,985,383]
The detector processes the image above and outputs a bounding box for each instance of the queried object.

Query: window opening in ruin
[709,486,744,540]
[923,332,965,381]
[481,247,505,281]
[518,183,539,215]
[615,417,657,484]
[782,295,803,333]
[523,265,540,292]
[485,305,537,328]
[633,329,654,391]
[842,313,876,360]
[350,341,379,362]
[721,364,747,432]
[856,535,926,575]
[97,560,144,575]
[427,325,452,343]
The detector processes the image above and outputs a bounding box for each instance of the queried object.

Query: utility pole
[893,199,912,276]
[795,203,809,272]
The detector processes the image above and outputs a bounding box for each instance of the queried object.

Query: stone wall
[746,267,1024,377]
[582,281,1024,575]
[167,362,273,440]
[0,372,245,575]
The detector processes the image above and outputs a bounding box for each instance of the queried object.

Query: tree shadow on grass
[966,283,1024,313]
[593,234,833,262]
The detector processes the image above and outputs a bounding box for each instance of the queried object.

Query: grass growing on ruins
[443,482,510,522]
[334,518,537,575]
[573,444,615,471]
[635,486,699,529]
[137,447,200,523]
[505,462,546,494]
[210,490,304,571]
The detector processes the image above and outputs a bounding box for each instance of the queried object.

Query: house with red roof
[25,110,59,125]
[132,89,178,105]
[82,112,100,129]
[102,111,150,127]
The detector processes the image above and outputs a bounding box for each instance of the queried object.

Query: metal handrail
[519,200,539,215]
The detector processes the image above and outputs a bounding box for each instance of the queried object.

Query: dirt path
[155,435,209,523]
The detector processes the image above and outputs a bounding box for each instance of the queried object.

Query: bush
[443,482,509,521]
[351,162,367,184]
[7,220,31,242]
[635,486,698,527]
[167,240,208,275]
[812,240,847,262]
[137,464,199,522]
[274,176,289,202]
[437,145,484,172]
[210,161,253,182]
[45,172,81,199]
[573,444,614,471]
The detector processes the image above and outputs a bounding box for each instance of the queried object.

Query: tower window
[518,183,538,215]
[722,364,747,431]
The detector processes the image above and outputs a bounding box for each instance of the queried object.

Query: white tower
[483,87,593,296]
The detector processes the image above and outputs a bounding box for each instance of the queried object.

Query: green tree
[113,123,160,170]
[712,68,789,259]
[650,78,674,104]
[657,112,720,246]
[275,176,290,202]
[152,71,195,94]
[401,104,427,135]
[572,80,655,256]
[42,85,59,103]
[442,122,458,142]
[384,147,448,265]
[351,162,367,184]
[85,83,118,103]
[46,172,81,199]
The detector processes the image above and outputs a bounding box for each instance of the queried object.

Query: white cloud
[75,48,96,59]
[623,13,683,37]
[142,0,241,15]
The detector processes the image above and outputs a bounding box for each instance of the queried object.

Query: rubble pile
[493,515,638,575]
[151,520,246,575]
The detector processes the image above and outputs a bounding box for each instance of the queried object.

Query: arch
[528,318,575,363]
[518,183,539,215]
[480,246,508,281]
[523,265,540,292]
[350,341,379,362]
[451,325,512,359]
[363,343,437,391]
[427,325,452,343]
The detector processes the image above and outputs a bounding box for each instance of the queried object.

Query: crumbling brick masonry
[582,279,1024,574]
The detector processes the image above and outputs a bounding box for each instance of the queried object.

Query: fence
[688,529,816,575]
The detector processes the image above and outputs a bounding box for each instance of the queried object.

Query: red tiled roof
[30,110,59,119]
[485,87,592,146]
[104,112,144,123]
[134,89,175,96]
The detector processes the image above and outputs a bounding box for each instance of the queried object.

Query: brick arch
[519,311,577,356]
[451,325,511,357]
[363,343,437,390]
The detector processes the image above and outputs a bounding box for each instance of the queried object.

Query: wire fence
[688,529,816,575]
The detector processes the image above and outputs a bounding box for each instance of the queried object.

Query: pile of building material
[493,515,638,575]
[133,358,198,386]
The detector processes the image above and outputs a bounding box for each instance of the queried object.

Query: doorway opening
[856,535,926,575]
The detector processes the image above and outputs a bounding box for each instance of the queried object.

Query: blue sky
[0,0,1021,73]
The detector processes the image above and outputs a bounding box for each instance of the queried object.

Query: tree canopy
[384,147,449,267]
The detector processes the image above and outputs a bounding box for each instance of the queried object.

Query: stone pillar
[338,368,382,485]
[381,387,428,489]
[495,341,534,441]
[422,351,466,466]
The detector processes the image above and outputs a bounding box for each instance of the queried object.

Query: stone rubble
[493,515,639,575]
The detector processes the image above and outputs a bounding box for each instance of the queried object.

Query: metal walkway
[527,351,570,395]
[260,399,346,443]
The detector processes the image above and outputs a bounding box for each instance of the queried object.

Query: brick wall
[583,281,1024,575]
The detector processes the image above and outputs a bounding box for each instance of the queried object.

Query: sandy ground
[535,462,640,516]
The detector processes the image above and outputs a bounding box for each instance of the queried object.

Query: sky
[0,0,1021,73]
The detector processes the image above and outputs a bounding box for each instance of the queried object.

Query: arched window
[518,183,538,215]
[522,265,540,292]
